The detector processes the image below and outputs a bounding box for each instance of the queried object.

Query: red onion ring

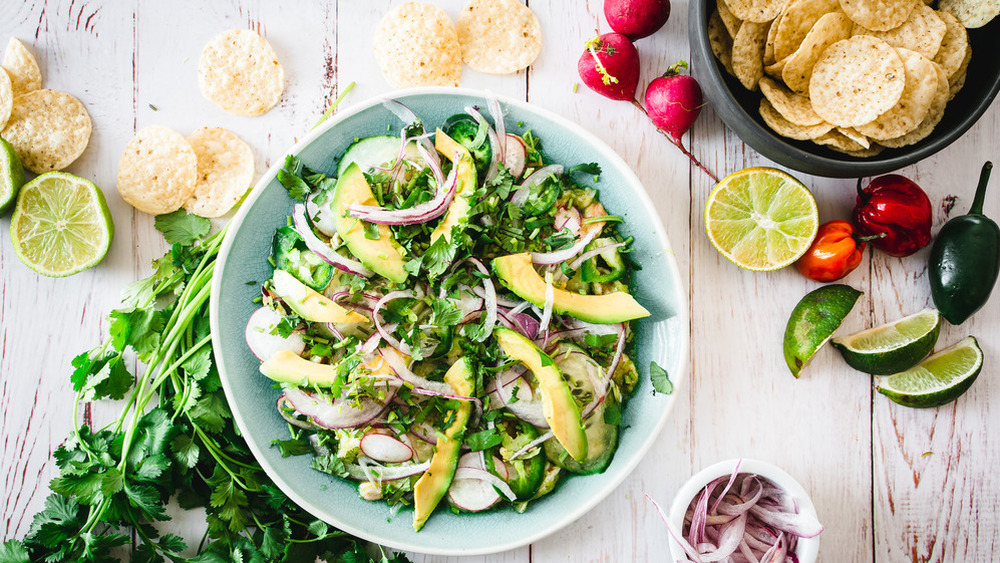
[291,204,374,277]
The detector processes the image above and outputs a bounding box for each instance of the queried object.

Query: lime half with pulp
[0,136,26,213]
[705,167,819,271]
[10,172,114,277]
[877,336,983,408]
[831,308,941,375]
[783,284,863,377]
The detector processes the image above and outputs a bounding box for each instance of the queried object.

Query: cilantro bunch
[0,211,407,563]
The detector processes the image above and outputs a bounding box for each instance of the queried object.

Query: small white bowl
[667,458,821,563]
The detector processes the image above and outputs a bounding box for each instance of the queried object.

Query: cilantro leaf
[154,209,211,246]
[0,540,30,563]
[650,361,673,395]
[424,236,457,278]
[466,428,503,451]
[278,155,310,202]
[568,162,602,176]
[430,297,462,327]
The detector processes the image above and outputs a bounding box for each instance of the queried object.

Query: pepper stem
[968,161,993,216]
[856,177,870,204]
[855,232,886,243]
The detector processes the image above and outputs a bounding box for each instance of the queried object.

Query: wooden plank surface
[2,1,999,561]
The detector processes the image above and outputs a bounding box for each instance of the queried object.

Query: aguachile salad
[245,98,651,531]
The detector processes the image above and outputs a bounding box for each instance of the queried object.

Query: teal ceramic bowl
[210,87,688,555]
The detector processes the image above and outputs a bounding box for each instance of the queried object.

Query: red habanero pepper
[795,220,882,282]
[852,175,932,257]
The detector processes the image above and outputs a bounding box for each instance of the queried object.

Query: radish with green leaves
[604,0,671,40]
[577,33,640,101]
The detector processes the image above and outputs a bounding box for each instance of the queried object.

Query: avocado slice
[412,357,475,531]
[430,130,477,243]
[259,349,341,386]
[272,269,367,324]
[543,343,619,475]
[331,163,408,283]
[494,327,588,462]
[492,253,650,324]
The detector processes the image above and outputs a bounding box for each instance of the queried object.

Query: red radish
[502,133,528,179]
[360,432,415,463]
[604,0,671,40]
[577,33,640,101]
[639,61,718,182]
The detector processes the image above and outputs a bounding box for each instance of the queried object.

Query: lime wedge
[877,336,983,408]
[831,308,941,374]
[705,167,819,271]
[10,172,114,277]
[0,136,26,214]
[783,284,863,377]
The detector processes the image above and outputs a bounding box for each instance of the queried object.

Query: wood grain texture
[2,1,1000,561]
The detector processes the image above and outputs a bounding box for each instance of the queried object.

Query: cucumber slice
[336,135,421,177]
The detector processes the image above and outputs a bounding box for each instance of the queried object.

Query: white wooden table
[2,1,998,561]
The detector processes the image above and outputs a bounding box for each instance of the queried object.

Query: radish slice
[554,205,582,234]
[503,134,527,179]
[360,433,414,463]
[245,306,306,361]
[490,368,548,428]
[281,386,393,430]
[448,453,517,511]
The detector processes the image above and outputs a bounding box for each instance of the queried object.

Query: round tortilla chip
[183,127,255,218]
[855,48,939,140]
[709,10,737,76]
[733,20,771,91]
[759,98,835,139]
[727,0,789,22]
[880,62,949,147]
[809,36,905,127]
[939,0,1000,28]
[853,4,946,59]
[934,11,969,79]
[198,29,284,116]
[0,69,12,130]
[1,89,91,174]
[782,11,854,95]
[759,77,825,125]
[718,0,745,37]
[764,12,782,64]
[457,0,542,74]
[948,64,967,100]
[2,38,41,95]
[773,0,841,61]
[836,126,871,148]
[813,129,868,151]
[840,0,917,31]
[117,125,197,216]
[374,3,463,88]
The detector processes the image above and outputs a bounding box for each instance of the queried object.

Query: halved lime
[831,309,941,375]
[0,136,26,214]
[10,172,114,277]
[783,284,863,377]
[877,336,983,408]
[705,167,819,271]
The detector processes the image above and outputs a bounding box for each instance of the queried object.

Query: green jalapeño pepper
[272,226,334,291]
[929,162,1000,325]
[581,237,626,283]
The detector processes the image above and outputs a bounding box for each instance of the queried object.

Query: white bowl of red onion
[661,458,822,563]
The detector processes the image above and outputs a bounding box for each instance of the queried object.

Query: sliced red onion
[646,493,706,563]
[276,396,316,430]
[486,95,506,163]
[465,106,501,183]
[498,308,540,341]
[512,164,564,206]
[372,290,415,355]
[379,347,456,396]
[360,433,414,463]
[281,386,392,430]
[537,269,555,332]
[568,240,627,271]
[346,155,458,225]
[489,367,548,428]
[381,98,439,169]
[409,421,439,445]
[468,257,496,340]
[291,204,374,277]
[530,227,599,265]
[554,206,582,234]
[563,316,621,336]
[508,430,553,461]
[306,193,339,236]
[472,285,522,308]
[748,503,824,539]
[246,306,306,361]
[344,459,430,482]
[454,466,517,502]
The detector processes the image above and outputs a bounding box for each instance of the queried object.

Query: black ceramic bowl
[689,2,1000,178]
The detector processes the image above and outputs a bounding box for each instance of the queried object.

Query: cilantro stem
[311,81,356,130]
